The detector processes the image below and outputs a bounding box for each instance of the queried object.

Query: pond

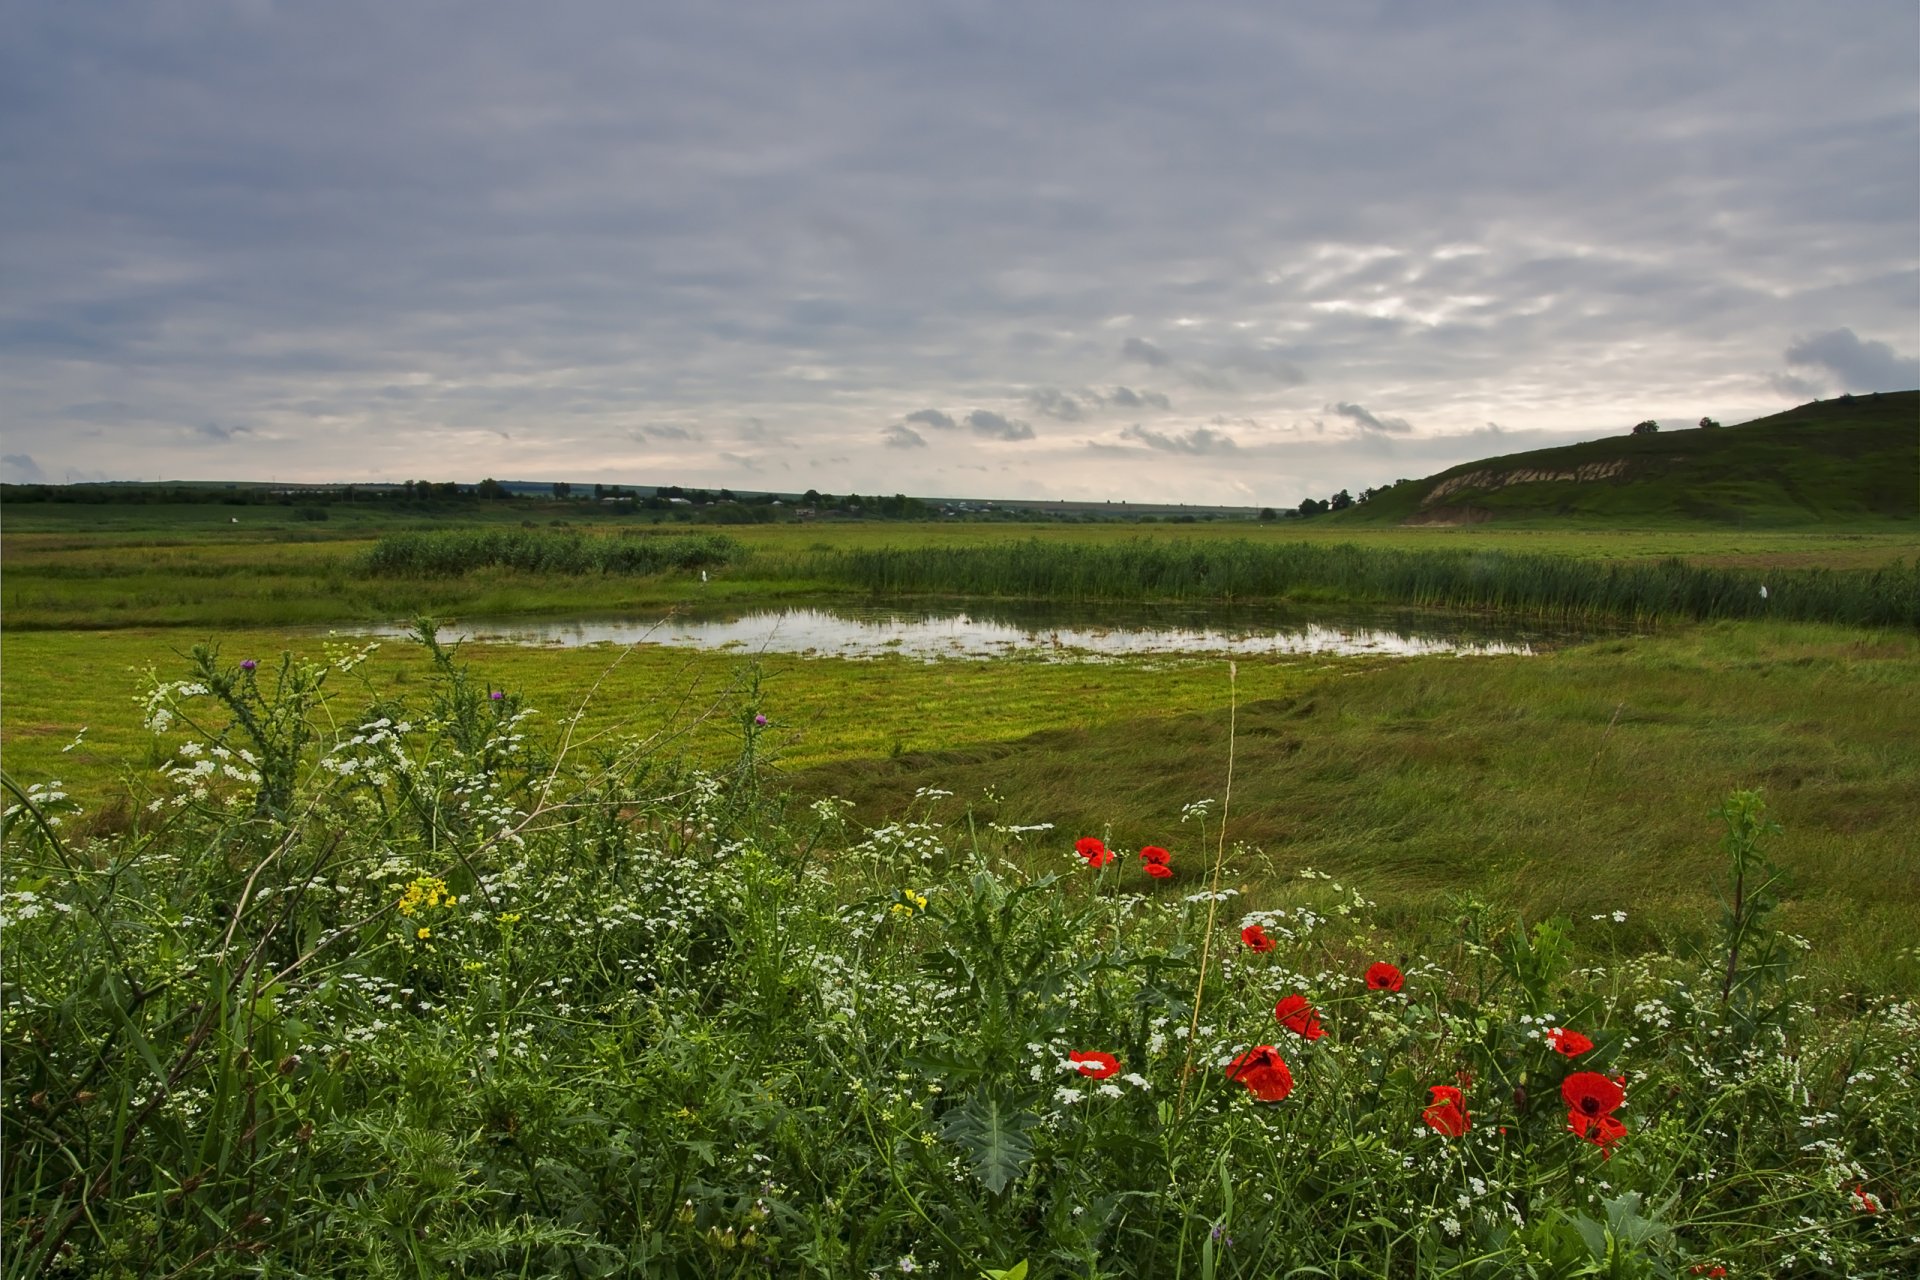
[348,600,1589,661]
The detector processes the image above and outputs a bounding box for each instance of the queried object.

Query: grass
[8,618,1917,995]
[787,620,1920,993]
[773,538,1920,626]
[3,634,1913,1276]
[7,516,1919,631]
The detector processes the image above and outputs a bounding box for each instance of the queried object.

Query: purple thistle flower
[753,713,768,726]
[240,659,257,672]
[489,690,504,701]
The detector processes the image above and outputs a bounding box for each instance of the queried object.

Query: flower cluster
[1073,837,1175,880]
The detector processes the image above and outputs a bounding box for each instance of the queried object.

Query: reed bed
[362,528,743,577]
[783,539,1920,627]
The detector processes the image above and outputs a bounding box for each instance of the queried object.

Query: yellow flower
[397,875,450,917]
[416,926,431,940]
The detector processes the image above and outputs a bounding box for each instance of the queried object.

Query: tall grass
[363,528,743,577]
[2,635,1914,1276]
[784,539,1920,626]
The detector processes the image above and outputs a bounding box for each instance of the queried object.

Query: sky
[4,1,1916,506]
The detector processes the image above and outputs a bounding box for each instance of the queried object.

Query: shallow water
[347,600,1584,661]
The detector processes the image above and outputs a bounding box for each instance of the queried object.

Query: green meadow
[4,493,1918,1275]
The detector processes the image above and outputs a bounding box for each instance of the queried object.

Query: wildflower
[1563,1071,1627,1154]
[1225,1045,1294,1102]
[1074,837,1113,868]
[415,926,431,940]
[753,713,768,726]
[1689,1266,1728,1277]
[1365,961,1404,992]
[1240,924,1276,953]
[396,876,450,916]
[1423,1085,1470,1136]
[1068,1051,1121,1080]
[489,690,505,701]
[240,659,257,672]
[1144,861,1174,880]
[1548,1027,1595,1057]
[1139,845,1171,866]
[1852,1185,1881,1214]
[1274,994,1326,1041]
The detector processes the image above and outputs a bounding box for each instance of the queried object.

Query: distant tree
[1330,489,1353,511]
[1631,420,1660,435]
[1297,497,1328,517]
[1258,506,1278,521]
[475,477,511,500]
[1698,416,1721,429]
[552,481,572,498]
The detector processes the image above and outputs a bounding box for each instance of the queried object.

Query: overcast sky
[4,1,1916,504]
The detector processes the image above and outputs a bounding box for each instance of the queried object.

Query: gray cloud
[637,423,699,440]
[904,409,958,430]
[1026,387,1085,421]
[0,3,1912,500]
[1120,423,1238,454]
[1213,346,1308,385]
[195,423,253,441]
[3,453,47,482]
[966,409,1035,441]
[1120,337,1171,368]
[1784,328,1920,392]
[1768,372,1825,401]
[881,422,927,448]
[1110,385,1172,411]
[1329,402,1412,434]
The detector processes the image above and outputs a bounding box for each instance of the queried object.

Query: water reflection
[350,601,1574,660]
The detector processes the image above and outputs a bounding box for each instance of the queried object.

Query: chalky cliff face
[1422,460,1632,508]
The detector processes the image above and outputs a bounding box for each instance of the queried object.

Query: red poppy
[1852,1184,1881,1214]
[1144,862,1174,879]
[1274,994,1325,1041]
[1548,1027,1594,1057]
[1138,845,1172,865]
[1567,1109,1627,1154]
[1068,1050,1121,1080]
[1422,1085,1470,1136]
[1689,1266,1728,1277]
[1074,837,1113,868]
[1561,1071,1624,1119]
[1240,924,1276,952]
[1365,962,1404,992]
[1224,1045,1294,1102]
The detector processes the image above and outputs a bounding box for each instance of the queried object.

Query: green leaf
[940,1088,1037,1195]
[981,1261,1028,1280]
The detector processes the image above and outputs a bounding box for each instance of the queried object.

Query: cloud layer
[2,2,1915,504]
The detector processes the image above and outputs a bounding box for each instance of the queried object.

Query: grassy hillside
[1340,391,1917,527]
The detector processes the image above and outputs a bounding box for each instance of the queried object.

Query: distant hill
[1337,391,1917,527]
